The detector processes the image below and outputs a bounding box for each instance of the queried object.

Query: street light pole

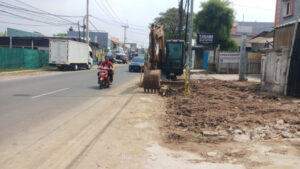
[86,0,89,44]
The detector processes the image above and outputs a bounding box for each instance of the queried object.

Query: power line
[0,4,71,25]
[93,0,123,25]
[90,15,148,33]
[12,0,78,25]
[0,2,83,18]
[103,0,124,24]
[0,10,75,26]
[0,20,42,26]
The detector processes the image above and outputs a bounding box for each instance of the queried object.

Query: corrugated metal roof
[248,37,273,44]
[110,37,122,45]
[7,28,44,37]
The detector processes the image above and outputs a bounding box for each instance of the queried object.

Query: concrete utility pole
[122,24,129,45]
[86,0,89,44]
[187,0,194,84]
[239,34,248,81]
[178,0,184,39]
[78,21,81,40]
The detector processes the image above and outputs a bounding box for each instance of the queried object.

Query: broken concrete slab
[202,131,219,137]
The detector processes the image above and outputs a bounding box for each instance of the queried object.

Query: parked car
[115,52,127,64]
[114,58,123,64]
[129,57,144,72]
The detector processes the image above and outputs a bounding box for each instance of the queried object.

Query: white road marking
[32,88,70,99]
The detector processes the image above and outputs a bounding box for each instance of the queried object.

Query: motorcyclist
[100,56,113,84]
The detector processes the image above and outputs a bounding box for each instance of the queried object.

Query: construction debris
[161,79,300,143]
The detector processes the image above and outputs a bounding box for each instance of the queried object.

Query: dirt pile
[161,79,300,143]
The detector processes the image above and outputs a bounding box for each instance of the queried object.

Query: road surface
[0,65,140,168]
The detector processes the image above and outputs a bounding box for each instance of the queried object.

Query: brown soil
[161,79,300,143]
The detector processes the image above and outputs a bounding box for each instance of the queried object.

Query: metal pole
[239,34,248,81]
[187,0,194,85]
[86,0,89,44]
[78,21,81,40]
[9,36,12,48]
[184,0,190,43]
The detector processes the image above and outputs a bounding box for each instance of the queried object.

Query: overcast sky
[0,0,276,48]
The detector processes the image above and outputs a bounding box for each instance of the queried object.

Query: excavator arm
[147,24,166,70]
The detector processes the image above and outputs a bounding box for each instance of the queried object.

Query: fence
[0,47,49,70]
[217,52,262,74]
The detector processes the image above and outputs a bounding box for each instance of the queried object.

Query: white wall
[261,48,290,95]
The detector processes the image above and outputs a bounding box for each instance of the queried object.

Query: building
[231,22,274,50]
[110,37,123,50]
[261,2,300,97]
[125,43,137,52]
[275,0,299,27]
[248,31,274,52]
[67,30,109,48]
[7,28,44,37]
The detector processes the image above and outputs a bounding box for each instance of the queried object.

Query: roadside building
[7,28,44,37]
[248,31,274,52]
[67,30,109,48]
[110,37,123,50]
[231,22,274,51]
[261,0,300,97]
[125,43,137,52]
[274,0,299,27]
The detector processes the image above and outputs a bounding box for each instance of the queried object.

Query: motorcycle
[97,66,111,89]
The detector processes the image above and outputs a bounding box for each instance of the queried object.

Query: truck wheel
[87,63,91,70]
[74,64,78,71]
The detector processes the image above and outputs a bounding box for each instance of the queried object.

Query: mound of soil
[162,79,300,143]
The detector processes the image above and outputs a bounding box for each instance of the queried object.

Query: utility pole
[187,0,194,85]
[86,0,89,44]
[178,0,184,39]
[239,34,248,81]
[78,21,81,40]
[122,24,129,45]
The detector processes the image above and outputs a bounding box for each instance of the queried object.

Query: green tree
[0,31,7,37]
[54,33,67,37]
[194,0,237,51]
[154,8,186,41]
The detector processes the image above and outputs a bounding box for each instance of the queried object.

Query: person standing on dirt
[100,56,113,84]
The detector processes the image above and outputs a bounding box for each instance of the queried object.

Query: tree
[194,0,237,51]
[0,31,7,37]
[154,8,186,41]
[54,33,67,37]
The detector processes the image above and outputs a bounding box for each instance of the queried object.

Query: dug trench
[159,79,300,168]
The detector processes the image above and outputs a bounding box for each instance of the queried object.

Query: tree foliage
[54,33,67,37]
[194,0,237,50]
[154,8,186,41]
[0,31,7,37]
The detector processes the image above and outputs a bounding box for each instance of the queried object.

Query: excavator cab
[165,40,185,79]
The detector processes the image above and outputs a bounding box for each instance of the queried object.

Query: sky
[0,0,276,48]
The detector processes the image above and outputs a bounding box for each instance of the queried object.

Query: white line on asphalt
[32,88,70,99]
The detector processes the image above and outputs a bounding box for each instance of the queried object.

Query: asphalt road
[0,65,139,151]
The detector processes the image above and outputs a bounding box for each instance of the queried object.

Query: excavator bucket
[143,70,161,93]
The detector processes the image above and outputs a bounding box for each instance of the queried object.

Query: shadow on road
[88,86,100,90]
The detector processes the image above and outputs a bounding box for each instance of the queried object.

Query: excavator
[143,24,185,93]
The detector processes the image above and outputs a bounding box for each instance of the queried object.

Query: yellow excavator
[143,24,185,93]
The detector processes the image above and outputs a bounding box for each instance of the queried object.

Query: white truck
[49,39,93,71]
